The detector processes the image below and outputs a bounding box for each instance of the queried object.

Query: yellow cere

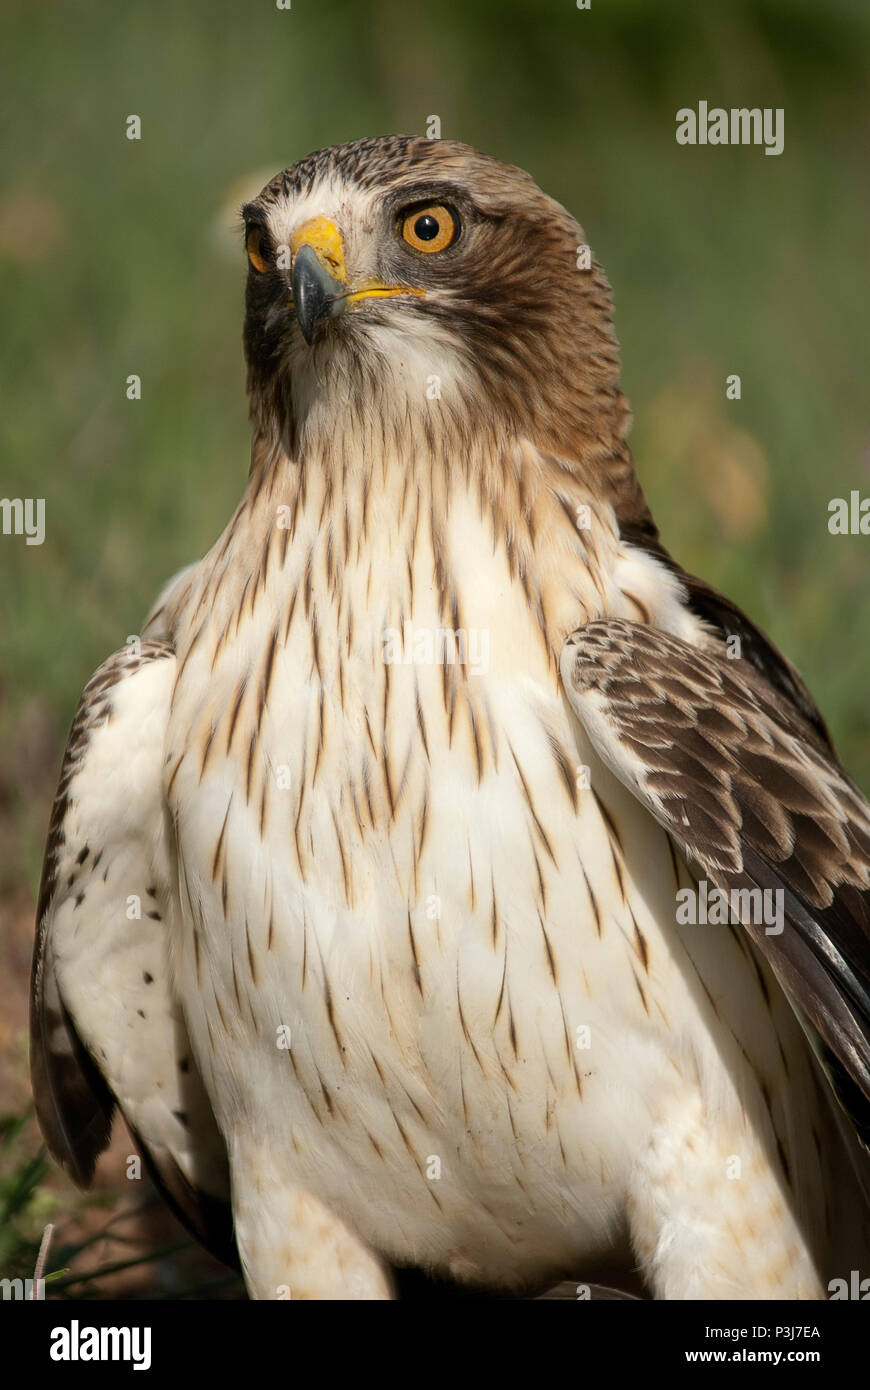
[290,216,348,282]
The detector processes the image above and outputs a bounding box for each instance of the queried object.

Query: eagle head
[241,134,630,468]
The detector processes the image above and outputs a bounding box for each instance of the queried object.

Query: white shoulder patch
[612,544,709,646]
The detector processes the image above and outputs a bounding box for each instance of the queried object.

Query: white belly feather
[163,472,850,1294]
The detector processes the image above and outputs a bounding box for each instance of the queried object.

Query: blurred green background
[0,0,869,1291]
[4,0,870,824]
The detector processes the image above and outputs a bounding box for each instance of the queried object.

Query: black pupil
[414,214,441,241]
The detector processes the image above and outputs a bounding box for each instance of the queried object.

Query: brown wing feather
[618,522,834,752]
[561,618,870,1147]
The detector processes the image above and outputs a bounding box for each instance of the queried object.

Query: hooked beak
[292,245,344,345]
[290,216,424,344]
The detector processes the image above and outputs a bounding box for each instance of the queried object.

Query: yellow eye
[400,204,459,254]
[246,226,270,273]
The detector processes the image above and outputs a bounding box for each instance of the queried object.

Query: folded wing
[30,642,236,1265]
[560,618,870,1151]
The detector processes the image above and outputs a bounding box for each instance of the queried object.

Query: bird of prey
[31,135,870,1300]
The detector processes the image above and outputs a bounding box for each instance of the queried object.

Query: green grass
[0,1108,245,1299]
